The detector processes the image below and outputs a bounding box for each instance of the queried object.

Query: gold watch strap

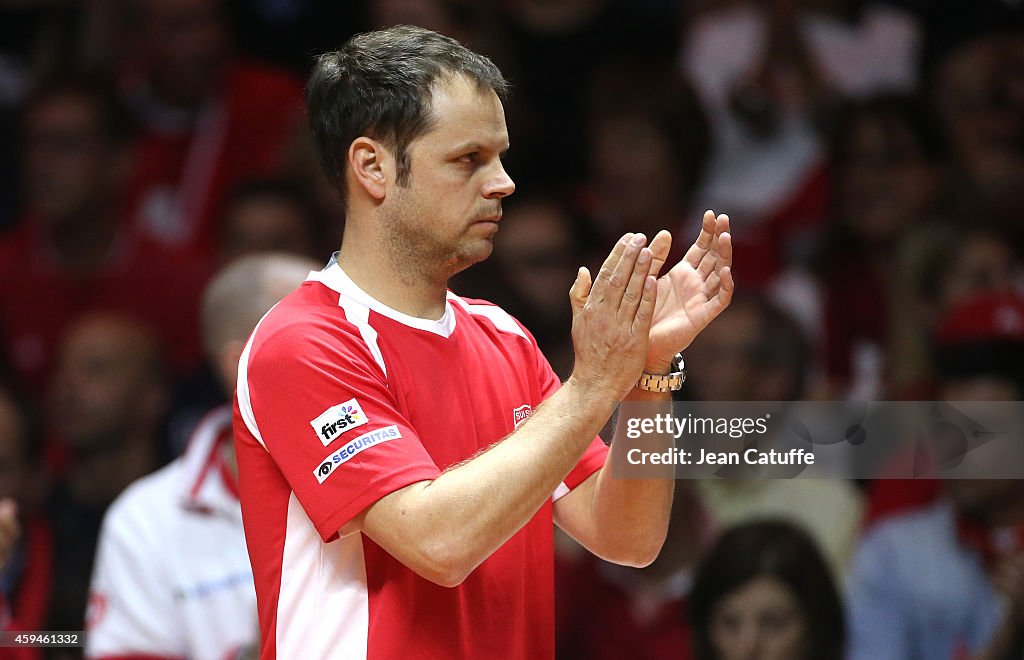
[636,354,686,392]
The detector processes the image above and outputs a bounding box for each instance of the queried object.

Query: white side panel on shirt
[277,493,370,659]
[237,308,277,450]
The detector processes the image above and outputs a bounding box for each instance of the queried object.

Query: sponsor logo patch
[513,404,533,429]
[314,425,401,484]
[310,398,368,446]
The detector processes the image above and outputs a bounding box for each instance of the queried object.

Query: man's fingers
[619,247,653,319]
[589,233,632,303]
[569,267,592,317]
[714,265,735,309]
[649,230,672,278]
[602,233,646,308]
[683,210,716,269]
[718,224,733,268]
[697,216,732,277]
[632,275,658,335]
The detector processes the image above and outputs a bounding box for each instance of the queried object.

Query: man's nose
[483,162,515,199]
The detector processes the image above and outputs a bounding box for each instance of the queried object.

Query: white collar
[305,253,457,338]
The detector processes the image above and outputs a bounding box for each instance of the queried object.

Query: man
[218,178,323,264]
[86,254,317,658]
[686,293,862,576]
[234,26,733,658]
[0,78,206,394]
[118,0,304,263]
[846,292,1024,659]
[45,314,168,633]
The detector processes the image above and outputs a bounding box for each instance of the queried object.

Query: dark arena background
[0,0,1022,658]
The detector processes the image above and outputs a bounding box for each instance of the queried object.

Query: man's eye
[459,153,479,164]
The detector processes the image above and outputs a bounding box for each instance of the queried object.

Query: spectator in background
[930,34,1024,240]
[163,178,324,457]
[0,387,52,647]
[888,226,1021,398]
[44,314,167,633]
[817,94,945,399]
[689,520,845,660]
[495,0,681,190]
[86,253,316,660]
[862,237,1022,527]
[687,293,811,402]
[685,293,863,576]
[557,485,710,660]
[847,292,1024,659]
[582,60,710,262]
[682,0,920,285]
[218,178,323,264]
[0,77,206,394]
[115,0,304,264]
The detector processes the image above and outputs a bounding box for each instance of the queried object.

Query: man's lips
[475,210,502,223]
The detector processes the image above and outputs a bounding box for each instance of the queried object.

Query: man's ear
[348,137,390,201]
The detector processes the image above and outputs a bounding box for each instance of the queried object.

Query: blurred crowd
[0,0,1023,657]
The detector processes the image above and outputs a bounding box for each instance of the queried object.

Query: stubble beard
[380,196,492,285]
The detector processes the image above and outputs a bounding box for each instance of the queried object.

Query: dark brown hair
[689,520,845,660]
[306,25,509,209]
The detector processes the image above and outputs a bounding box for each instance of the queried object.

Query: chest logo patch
[310,398,368,446]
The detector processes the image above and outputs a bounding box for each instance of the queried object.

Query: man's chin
[448,241,494,274]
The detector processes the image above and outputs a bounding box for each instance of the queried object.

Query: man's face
[589,114,680,232]
[48,317,161,452]
[837,113,935,245]
[380,75,515,278]
[221,196,316,263]
[138,0,227,107]
[688,303,764,401]
[23,95,115,222]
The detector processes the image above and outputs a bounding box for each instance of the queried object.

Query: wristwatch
[636,353,686,392]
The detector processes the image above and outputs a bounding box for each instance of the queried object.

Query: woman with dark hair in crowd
[688,520,845,660]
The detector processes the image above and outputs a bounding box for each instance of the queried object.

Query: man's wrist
[643,360,673,375]
[563,373,623,411]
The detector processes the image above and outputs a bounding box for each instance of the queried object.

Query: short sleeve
[86,494,184,658]
[241,322,442,540]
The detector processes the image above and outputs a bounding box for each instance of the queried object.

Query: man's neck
[336,234,451,321]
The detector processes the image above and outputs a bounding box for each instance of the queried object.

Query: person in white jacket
[85,253,317,660]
